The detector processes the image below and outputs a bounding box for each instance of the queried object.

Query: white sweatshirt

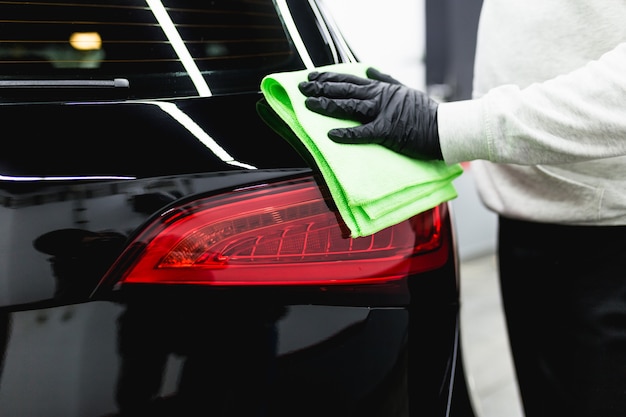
[437,0,626,225]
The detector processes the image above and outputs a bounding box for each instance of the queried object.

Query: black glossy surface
[0,0,476,416]
[0,168,311,308]
[0,95,306,180]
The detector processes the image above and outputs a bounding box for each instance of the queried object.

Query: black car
[0,1,475,416]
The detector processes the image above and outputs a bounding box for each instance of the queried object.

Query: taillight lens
[106,177,448,287]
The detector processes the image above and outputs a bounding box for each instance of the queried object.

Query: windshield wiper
[0,78,130,102]
[0,79,129,89]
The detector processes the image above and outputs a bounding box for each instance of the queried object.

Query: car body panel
[0,95,310,308]
[0,1,475,416]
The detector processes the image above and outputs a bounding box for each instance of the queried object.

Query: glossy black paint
[0,94,313,308]
[0,170,470,415]
[0,95,306,179]
[0,1,476,416]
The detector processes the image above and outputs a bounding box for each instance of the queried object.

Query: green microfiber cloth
[260,63,463,237]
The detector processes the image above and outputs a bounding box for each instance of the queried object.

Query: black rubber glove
[298,67,442,160]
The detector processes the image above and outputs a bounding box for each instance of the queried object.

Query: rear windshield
[0,0,334,99]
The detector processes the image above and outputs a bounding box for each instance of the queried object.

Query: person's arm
[439,42,626,165]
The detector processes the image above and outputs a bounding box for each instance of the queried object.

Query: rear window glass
[0,0,329,99]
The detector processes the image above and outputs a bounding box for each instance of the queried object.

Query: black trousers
[497,216,626,417]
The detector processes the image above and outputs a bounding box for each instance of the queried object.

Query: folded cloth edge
[260,63,462,237]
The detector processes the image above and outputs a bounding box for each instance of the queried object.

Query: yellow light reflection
[69,32,102,51]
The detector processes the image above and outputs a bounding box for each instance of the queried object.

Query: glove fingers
[299,71,377,100]
[304,97,377,122]
[299,79,377,100]
[307,71,373,85]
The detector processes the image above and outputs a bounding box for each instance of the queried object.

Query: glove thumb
[366,67,402,85]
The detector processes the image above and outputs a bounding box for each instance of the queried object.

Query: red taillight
[108,177,448,287]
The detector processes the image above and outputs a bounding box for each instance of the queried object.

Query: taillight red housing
[105,177,449,287]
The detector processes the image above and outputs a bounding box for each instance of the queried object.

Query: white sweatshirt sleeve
[438,42,626,165]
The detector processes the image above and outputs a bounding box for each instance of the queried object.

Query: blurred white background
[322,0,427,89]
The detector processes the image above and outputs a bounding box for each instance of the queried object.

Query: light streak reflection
[146,0,212,97]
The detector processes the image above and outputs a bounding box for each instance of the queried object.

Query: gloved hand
[298,67,442,160]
